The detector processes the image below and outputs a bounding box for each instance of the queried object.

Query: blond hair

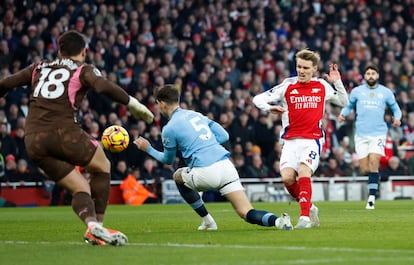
[295,49,320,67]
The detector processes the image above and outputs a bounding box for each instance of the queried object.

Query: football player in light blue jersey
[134,84,293,230]
[339,64,402,209]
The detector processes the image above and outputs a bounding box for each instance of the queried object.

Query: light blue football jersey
[340,83,402,137]
[148,108,230,168]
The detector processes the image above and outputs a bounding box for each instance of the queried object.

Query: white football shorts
[354,135,386,159]
[280,138,322,173]
[181,159,244,195]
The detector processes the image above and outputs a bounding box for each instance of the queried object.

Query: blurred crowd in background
[1,0,414,201]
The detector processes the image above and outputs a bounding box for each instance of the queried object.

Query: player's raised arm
[0,65,33,97]
[323,64,349,107]
[82,66,154,124]
[209,120,229,144]
[133,136,176,165]
[252,81,285,112]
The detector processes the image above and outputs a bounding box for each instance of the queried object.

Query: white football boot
[310,204,320,227]
[295,216,312,229]
[275,213,293,230]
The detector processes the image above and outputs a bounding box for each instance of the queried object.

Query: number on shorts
[190,116,212,140]
[33,68,70,99]
[377,138,385,148]
[309,150,317,160]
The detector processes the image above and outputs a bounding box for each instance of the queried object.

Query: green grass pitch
[0,200,413,265]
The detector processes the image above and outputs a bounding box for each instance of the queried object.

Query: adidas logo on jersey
[290,89,299,94]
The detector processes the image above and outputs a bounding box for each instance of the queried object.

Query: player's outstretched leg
[246,209,293,230]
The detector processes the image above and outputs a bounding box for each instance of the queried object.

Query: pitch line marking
[1,240,413,255]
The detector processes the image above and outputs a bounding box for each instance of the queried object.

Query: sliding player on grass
[134,84,293,231]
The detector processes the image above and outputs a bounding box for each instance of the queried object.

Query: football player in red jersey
[253,49,349,228]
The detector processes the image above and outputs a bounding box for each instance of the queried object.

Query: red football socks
[298,177,312,217]
[285,182,300,201]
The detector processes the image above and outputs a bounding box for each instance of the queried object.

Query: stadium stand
[1,0,414,205]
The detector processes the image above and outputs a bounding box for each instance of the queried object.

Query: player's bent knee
[173,168,184,184]
[86,149,111,173]
[281,175,295,185]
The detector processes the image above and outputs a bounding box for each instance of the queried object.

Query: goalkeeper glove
[127,96,154,124]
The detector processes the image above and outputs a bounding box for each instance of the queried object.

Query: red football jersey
[253,76,341,140]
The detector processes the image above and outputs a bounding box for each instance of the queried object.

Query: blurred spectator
[94,4,115,30]
[125,123,147,169]
[0,40,12,68]
[15,158,41,183]
[4,154,17,183]
[112,160,128,181]
[19,95,29,117]
[268,160,281,179]
[266,140,282,168]
[246,154,269,179]
[0,152,4,183]
[253,113,275,157]
[7,103,24,131]
[159,163,175,180]
[0,110,7,124]
[119,167,157,205]
[0,122,16,157]
[87,121,101,140]
[229,111,254,146]
[320,157,345,178]
[407,155,414,176]
[141,157,162,202]
[213,86,229,109]
[13,126,27,160]
[13,35,31,68]
[232,153,248,179]
[244,142,261,166]
[380,156,406,181]
[401,112,414,145]
[396,148,409,174]
[343,153,363,177]
[4,156,41,184]
[198,90,221,120]
[148,125,163,154]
